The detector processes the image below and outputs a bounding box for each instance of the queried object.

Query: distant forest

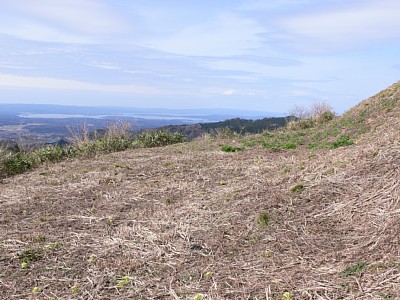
[152,116,295,139]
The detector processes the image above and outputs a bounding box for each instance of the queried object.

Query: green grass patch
[331,136,353,149]
[221,145,243,152]
[135,130,185,148]
[282,142,297,149]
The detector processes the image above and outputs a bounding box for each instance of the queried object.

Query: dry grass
[1,83,400,299]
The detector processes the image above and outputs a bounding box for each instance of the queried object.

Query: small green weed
[71,284,79,294]
[31,235,46,243]
[257,212,270,228]
[193,294,203,300]
[89,254,98,263]
[290,184,304,193]
[205,271,212,279]
[38,216,47,222]
[165,198,175,205]
[46,242,63,251]
[264,249,271,258]
[117,275,130,287]
[282,291,294,300]
[341,262,366,277]
[18,247,43,263]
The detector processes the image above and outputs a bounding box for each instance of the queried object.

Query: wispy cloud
[277,0,400,52]
[145,13,267,57]
[0,0,126,43]
[0,0,398,113]
[238,0,314,10]
[85,62,122,70]
[0,73,171,95]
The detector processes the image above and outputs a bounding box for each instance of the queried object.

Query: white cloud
[222,89,238,95]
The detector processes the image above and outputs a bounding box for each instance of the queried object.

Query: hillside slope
[1,83,400,299]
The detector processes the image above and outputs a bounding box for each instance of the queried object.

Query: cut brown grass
[1,82,400,299]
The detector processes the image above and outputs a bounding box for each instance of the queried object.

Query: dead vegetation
[1,82,400,299]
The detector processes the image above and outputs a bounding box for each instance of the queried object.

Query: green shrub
[77,137,133,155]
[317,111,335,124]
[221,145,243,152]
[31,146,65,163]
[1,136,134,177]
[135,131,185,148]
[289,118,315,130]
[3,152,35,175]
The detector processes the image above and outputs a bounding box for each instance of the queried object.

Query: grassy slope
[1,82,400,299]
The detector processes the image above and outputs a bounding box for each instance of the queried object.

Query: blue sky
[0,0,399,114]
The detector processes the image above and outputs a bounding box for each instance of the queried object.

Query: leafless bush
[310,101,333,118]
[17,135,42,154]
[288,101,335,130]
[289,101,334,119]
[67,122,91,146]
[289,104,311,119]
[67,121,132,146]
[105,121,132,139]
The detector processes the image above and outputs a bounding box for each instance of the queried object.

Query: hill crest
[1,82,400,299]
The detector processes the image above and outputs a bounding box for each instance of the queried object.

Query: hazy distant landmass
[0,104,284,143]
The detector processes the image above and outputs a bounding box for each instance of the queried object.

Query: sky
[0,0,399,114]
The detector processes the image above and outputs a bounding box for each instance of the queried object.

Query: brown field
[1,83,400,299]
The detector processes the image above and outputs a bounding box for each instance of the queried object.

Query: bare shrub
[67,122,91,146]
[288,101,335,130]
[310,101,333,118]
[289,105,311,119]
[68,121,132,146]
[105,121,132,139]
